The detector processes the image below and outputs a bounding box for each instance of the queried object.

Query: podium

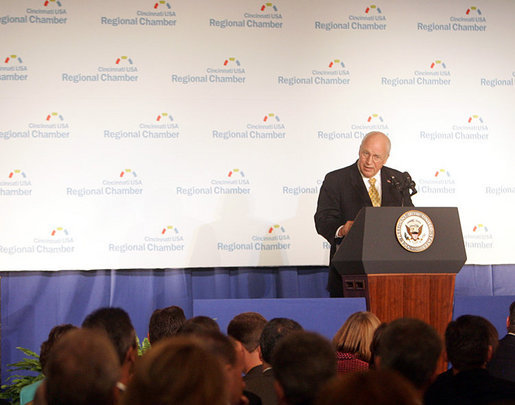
[332,207,466,339]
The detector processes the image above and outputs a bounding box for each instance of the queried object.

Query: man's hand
[337,221,354,237]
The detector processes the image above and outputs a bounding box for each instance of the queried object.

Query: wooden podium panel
[342,273,455,337]
[367,273,455,336]
[343,272,455,373]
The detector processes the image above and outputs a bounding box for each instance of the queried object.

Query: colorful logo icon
[260,3,278,12]
[472,224,488,232]
[434,169,451,177]
[268,224,285,234]
[8,169,27,179]
[51,227,69,236]
[228,168,245,178]
[4,55,23,64]
[263,113,280,122]
[115,56,133,65]
[154,1,171,9]
[365,4,382,13]
[430,60,447,69]
[120,169,137,178]
[156,112,174,122]
[224,57,241,66]
[328,59,345,68]
[468,114,483,123]
[44,0,62,7]
[46,112,64,121]
[161,225,179,235]
[466,6,482,15]
[367,113,384,123]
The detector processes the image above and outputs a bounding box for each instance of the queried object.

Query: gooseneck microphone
[387,172,417,206]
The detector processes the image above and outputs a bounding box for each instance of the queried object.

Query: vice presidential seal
[395,210,434,252]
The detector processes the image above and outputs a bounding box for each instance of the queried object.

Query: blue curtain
[1,264,514,383]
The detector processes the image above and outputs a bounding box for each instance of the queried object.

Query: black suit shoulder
[487,334,515,382]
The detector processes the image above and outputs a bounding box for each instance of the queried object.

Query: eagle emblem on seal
[405,224,423,241]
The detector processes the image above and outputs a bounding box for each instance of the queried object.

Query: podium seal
[395,210,435,252]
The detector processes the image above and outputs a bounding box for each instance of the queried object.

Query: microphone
[387,173,417,206]
[388,175,402,192]
[403,172,417,196]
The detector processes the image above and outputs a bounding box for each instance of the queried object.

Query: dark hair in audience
[148,305,186,344]
[486,316,500,354]
[40,324,77,373]
[272,331,336,405]
[377,318,442,390]
[178,315,220,335]
[445,315,496,371]
[227,312,267,352]
[332,311,380,362]
[45,329,120,405]
[82,307,136,365]
[317,370,420,405]
[509,301,515,334]
[120,337,226,405]
[369,322,388,369]
[178,329,243,405]
[260,317,303,364]
[193,329,238,366]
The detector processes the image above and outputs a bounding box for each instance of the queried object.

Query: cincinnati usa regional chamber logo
[395,210,435,252]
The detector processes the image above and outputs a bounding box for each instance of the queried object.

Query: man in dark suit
[487,300,515,382]
[424,315,515,405]
[315,131,413,297]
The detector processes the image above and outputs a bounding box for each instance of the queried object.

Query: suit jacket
[244,365,277,405]
[314,162,413,296]
[424,368,515,405]
[487,334,515,382]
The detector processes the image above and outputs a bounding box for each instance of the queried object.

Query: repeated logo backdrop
[0,0,514,270]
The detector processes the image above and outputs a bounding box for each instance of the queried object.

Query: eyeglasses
[360,151,384,163]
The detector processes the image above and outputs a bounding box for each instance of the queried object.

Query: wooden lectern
[332,207,466,340]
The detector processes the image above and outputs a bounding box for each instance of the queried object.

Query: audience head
[260,317,303,365]
[317,370,421,405]
[332,311,380,362]
[45,329,120,405]
[148,305,186,344]
[377,318,442,391]
[39,324,77,374]
[178,315,220,335]
[120,337,226,405]
[82,307,137,367]
[181,329,244,405]
[445,315,497,372]
[227,311,267,353]
[369,322,388,369]
[272,331,336,405]
[508,301,515,334]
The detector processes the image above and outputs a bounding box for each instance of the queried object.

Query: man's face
[358,133,389,178]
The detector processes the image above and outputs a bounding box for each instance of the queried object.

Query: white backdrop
[0,0,514,270]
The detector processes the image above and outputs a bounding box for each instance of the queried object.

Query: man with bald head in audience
[315,131,414,296]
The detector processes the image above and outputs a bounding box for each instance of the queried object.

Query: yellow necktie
[368,178,381,207]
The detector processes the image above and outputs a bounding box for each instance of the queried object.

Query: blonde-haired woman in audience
[332,311,381,374]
